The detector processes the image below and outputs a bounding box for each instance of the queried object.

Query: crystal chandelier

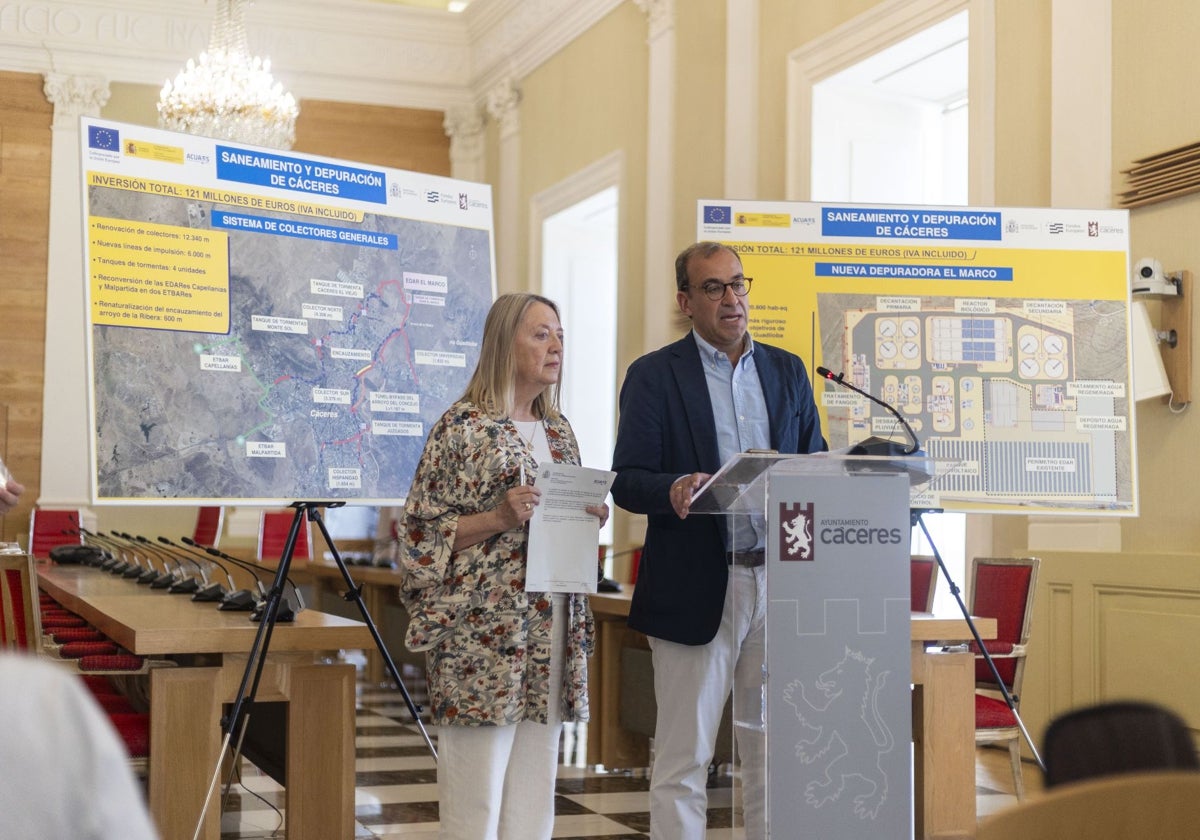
[157,0,299,150]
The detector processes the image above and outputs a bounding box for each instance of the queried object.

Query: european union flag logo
[88,126,119,151]
[704,205,731,225]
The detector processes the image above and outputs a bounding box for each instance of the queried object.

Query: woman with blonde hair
[399,292,607,840]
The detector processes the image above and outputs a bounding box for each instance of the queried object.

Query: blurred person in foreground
[0,653,159,840]
[0,476,156,839]
[399,292,608,840]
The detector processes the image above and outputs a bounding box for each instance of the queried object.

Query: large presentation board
[699,201,1135,515]
[82,118,495,505]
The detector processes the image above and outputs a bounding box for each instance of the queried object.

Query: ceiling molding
[0,0,621,112]
[0,0,472,109]
[466,0,624,98]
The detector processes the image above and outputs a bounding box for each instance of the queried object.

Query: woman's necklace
[512,417,542,447]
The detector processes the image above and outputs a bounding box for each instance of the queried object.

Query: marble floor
[216,662,1040,839]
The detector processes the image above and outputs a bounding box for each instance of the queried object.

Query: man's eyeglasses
[691,277,753,300]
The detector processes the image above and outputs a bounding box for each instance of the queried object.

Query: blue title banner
[814,262,1012,280]
[211,210,397,249]
[215,146,387,204]
[821,207,1002,240]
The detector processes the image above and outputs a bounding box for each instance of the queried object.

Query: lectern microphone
[815,365,922,457]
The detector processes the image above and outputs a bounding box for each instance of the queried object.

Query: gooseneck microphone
[158,536,232,602]
[815,365,922,456]
[183,538,306,621]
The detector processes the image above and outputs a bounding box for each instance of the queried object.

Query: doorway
[539,186,618,549]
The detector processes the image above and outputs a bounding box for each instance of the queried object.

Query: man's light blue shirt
[691,330,770,551]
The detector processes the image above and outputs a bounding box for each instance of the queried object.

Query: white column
[635,0,676,352]
[444,104,486,184]
[485,78,521,292]
[1050,0,1112,207]
[1028,0,1120,553]
[967,0,997,207]
[725,0,759,199]
[40,73,110,508]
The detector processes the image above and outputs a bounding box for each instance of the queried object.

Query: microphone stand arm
[816,367,921,455]
[911,508,1044,772]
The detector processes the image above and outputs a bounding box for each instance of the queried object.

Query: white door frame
[529,150,624,292]
[785,0,995,205]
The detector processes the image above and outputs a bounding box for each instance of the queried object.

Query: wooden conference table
[38,562,373,840]
[588,587,996,840]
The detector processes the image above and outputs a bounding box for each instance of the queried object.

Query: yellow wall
[756,0,881,197]
[1114,0,1200,553]
[671,0,726,253]
[514,3,650,556]
[1021,549,1200,754]
[519,4,649,222]
[983,0,1200,742]
[104,82,160,126]
[985,0,1054,560]
[508,0,1200,740]
[992,0,1052,207]
[12,0,1200,739]
[989,0,1200,565]
[516,0,650,337]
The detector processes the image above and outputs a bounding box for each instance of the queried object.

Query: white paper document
[525,463,615,593]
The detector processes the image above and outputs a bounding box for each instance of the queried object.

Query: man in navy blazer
[611,241,825,839]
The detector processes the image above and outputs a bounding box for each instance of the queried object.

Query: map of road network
[87,189,492,501]
[86,166,493,505]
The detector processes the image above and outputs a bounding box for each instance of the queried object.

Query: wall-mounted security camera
[1131,257,1181,296]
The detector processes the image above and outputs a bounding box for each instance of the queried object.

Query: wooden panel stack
[0,72,52,545]
[1119,141,1200,208]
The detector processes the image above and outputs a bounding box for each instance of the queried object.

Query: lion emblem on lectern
[782,508,813,559]
[781,648,894,819]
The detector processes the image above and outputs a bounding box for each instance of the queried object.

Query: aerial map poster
[697,200,1135,515]
[81,118,495,505]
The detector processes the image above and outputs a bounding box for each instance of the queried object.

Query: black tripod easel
[911,507,1045,772]
[193,501,436,840]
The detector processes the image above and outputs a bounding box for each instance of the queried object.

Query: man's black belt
[729,548,765,567]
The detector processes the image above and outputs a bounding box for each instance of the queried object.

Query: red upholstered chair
[79,653,148,672]
[35,599,165,675]
[59,640,120,659]
[28,508,84,557]
[108,712,151,770]
[89,691,139,715]
[50,627,108,645]
[79,674,118,694]
[1,558,156,768]
[39,614,88,631]
[192,505,225,548]
[910,554,939,612]
[969,556,1040,798]
[0,553,41,650]
[257,509,311,563]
